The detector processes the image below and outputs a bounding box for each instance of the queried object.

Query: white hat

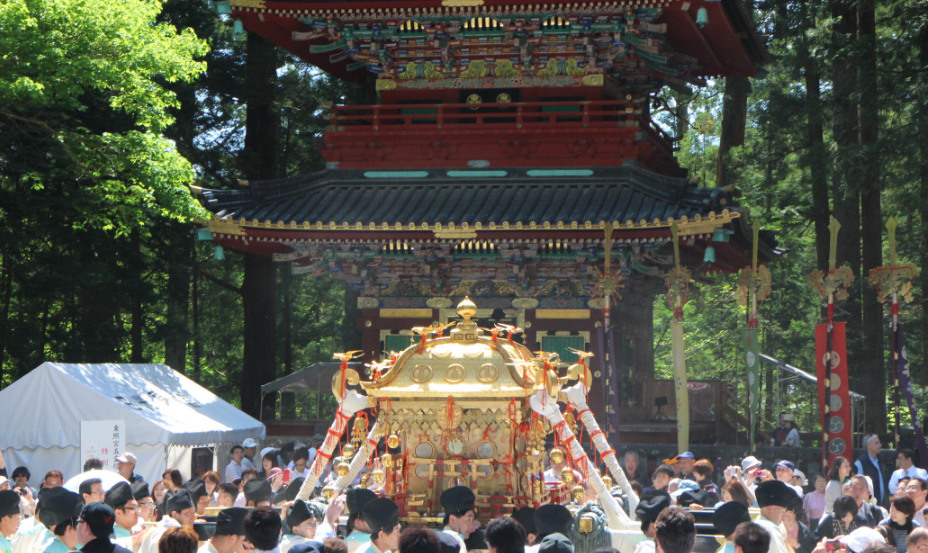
[793,469,807,486]
[115,452,137,464]
[260,447,277,460]
[242,438,258,448]
[741,456,762,472]
[840,527,884,553]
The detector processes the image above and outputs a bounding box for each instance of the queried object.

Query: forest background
[1,0,927,442]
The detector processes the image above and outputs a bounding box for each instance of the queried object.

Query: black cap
[512,507,536,534]
[361,497,399,535]
[243,479,272,505]
[538,533,574,553]
[345,488,377,515]
[0,490,20,518]
[465,528,487,550]
[215,507,249,536]
[635,494,671,524]
[755,480,795,508]
[677,489,712,508]
[435,531,462,553]
[440,486,475,516]
[286,500,323,528]
[289,542,324,553]
[104,482,133,509]
[80,502,116,538]
[167,489,195,514]
[131,481,151,501]
[37,487,82,527]
[275,477,306,504]
[183,478,208,502]
[535,504,573,537]
[712,501,751,537]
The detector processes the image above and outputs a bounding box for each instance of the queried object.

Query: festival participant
[398,528,439,553]
[117,453,145,484]
[890,452,928,497]
[650,467,675,493]
[203,472,222,508]
[291,450,311,481]
[827,457,854,515]
[80,478,106,505]
[259,452,279,481]
[817,495,866,539]
[11,467,37,499]
[754,480,798,553]
[159,527,199,553]
[804,474,828,529]
[879,496,919,553]
[0,490,21,553]
[775,461,804,497]
[357,498,401,553]
[242,440,259,472]
[218,485,238,509]
[733,523,771,553]
[771,414,799,447]
[671,453,696,481]
[344,488,378,553]
[43,471,64,490]
[623,452,651,487]
[104,482,140,543]
[542,449,582,486]
[784,494,814,553]
[693,460,719,496]
[234,470,259,507]
[712,501,752,553]
[905,479,928,527]
[138,490,198,553]
[535,504,573,553]
[486,517,525,553]
[722,480,754,507]
[132,482,156,526]
[849,475,885,527]
[36,487,82,553]
[511,508,537,551]
[634,494,672,553]
[281,501,324,553]
[199,508,249,553]
[855,435,888,507]
[898,479,913,501]
[654,507,695,553]
[244,507,282,553]
[152,481,168,505]
[163,471,183,493]
[77,502,133,553]
[243,480,272,509]
[182,479,210,516]
[906,528,928,553]
[226,447,247,485]
[441,487,477,553]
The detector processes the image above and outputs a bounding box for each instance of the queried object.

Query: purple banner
[894,321,928,467]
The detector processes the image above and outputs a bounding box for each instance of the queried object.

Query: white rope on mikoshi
[563,382,639,518]
[333,420,385,492]
[296,389,371,501]
[529,390,636,531]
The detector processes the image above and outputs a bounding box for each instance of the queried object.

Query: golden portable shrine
[295,297,643,549]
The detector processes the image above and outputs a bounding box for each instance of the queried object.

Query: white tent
[0,363,264,485]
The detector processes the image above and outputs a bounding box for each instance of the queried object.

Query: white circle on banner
[830,374,842,391]
[822,352,841,369]
[830,394,843,412]
[747,352,756,367]
[829,416,844,433]
[829,438,847,455]
[748,372,756,385]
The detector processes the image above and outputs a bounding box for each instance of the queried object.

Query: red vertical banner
[816,322,853,463]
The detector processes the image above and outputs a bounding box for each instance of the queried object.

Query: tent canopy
[0,362,264,449]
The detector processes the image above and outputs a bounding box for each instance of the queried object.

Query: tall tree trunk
[716,76,747,188]
[240,31,279,417]
[918,14,928,384]
[165,223,190,373]
[858,0,885,433]
[799,1,830,272]
[830,0,862,382]
[280,264,294,420]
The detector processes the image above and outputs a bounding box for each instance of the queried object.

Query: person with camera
[755,480,800,553]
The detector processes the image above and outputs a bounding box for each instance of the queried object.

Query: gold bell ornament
[342,443,356,459]
[372,467,385,483]
[381,453,394,468]
[387,433,401,449]
[321,485,336,500]
[560,466,575,484]
[336,459,351,477]
[571,484,586,503]
[549,447,565,465]
[602,475,613,489]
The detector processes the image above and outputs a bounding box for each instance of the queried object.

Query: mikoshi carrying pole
[666,222,690,453]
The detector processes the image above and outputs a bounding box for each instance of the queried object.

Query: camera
[18,488,27,496]
[825,540,844,551]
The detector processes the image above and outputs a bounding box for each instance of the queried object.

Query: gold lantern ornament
[560,466,575,484]
[372,467,385,483]
[381,453,394,468]
[321,485,337,501]
[387,433,401,449]
[343,443,356,459]
[336,459,351,477]
[549,447,565,465]
[571,484,585,503]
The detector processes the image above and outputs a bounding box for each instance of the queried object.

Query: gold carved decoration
[477,363,499,383]
[445,363,466,383]
[411,364,433,383]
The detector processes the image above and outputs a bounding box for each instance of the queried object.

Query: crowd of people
[1,432,927,553]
